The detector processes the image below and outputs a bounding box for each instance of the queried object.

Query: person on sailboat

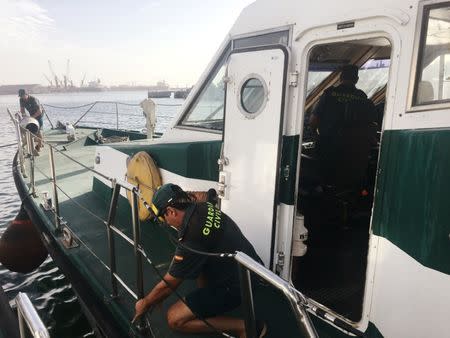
[133,183,267,338]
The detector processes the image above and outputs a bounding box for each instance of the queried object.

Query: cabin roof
[230,0,420,37]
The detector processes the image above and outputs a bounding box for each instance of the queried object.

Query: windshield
[357,59,390,98]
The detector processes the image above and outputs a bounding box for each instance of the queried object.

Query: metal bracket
[275,251,285,274]
[40,192,53,211]
[289,71,299,87]
[60,225,79,249]
[217,171,230,200]
[222,76,231,84]
[217,157,229,166]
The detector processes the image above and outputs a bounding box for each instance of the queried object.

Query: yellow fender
[126,151,162,221]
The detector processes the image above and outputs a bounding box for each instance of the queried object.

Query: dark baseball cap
[18,89,27,97]
[151,183,184,220]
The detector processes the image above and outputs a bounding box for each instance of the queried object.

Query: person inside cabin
[19,89,44,152]
[133,183,267,338]
[308,64,377,188]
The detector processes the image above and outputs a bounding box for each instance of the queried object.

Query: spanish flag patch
[174,255,184,262]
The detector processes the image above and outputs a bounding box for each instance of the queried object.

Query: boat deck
[18,128,323,337]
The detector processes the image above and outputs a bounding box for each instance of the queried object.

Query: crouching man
[133,183,267,338]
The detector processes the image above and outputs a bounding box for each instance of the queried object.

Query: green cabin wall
[111,141,222,182]
[372,129,450,275]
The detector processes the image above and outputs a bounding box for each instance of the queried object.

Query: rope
[137,245,236,338]
[42,103,97,109]
[51,145,114,183]
[155,103,182,107]
[42,101,182,109]
[33,164,108,226]
[0,142,18,149]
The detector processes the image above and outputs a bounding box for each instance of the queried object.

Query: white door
[220,46,288,267]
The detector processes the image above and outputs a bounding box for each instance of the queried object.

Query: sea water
[0,91,182,337]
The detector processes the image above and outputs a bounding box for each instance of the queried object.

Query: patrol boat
[6,0,450,337]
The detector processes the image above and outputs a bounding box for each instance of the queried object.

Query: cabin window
[358,59,390,98]
[239,76,267,117]
[178,30,289,132]
[413,3,450,105]
[233,30,289,49]
[179,44,231,131]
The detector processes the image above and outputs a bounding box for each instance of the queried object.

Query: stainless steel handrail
[7,110,150,330]
[235,252,318,338]
[8,111,316,337]
[15,292,50,338]
[43,100,182,130]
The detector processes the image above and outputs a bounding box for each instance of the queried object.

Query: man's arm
[133,272,182,322]
[19,101,26,117]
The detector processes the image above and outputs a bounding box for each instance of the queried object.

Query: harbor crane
[48,60,60,88]
[80,72,87,87]
[63,59,71,88]
[43,74,53,87]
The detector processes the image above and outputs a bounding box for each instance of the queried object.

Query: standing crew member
[309,65,377,186]
[19,89,44,152]
[134,183,267,338]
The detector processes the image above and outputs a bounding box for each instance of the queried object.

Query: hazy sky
[0,0,254,87]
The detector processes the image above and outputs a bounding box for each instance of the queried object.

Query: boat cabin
[138,0,448,335]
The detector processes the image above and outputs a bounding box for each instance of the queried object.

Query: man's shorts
[185,285,241,318]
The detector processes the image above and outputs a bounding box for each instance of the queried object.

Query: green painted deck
[21,128,306,338]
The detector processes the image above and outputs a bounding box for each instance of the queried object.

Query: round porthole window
[239,75,267,118]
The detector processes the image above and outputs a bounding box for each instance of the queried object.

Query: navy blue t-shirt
[168,202,262,287]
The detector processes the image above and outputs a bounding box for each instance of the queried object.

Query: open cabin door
[219,46,289,267]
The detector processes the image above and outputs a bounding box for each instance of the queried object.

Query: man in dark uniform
[133,183,267,338]
[309,65,376,187]
[19,89,44,152]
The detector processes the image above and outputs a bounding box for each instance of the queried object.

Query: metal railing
[42,100,182,131]
[15,292,50,338]
[8,109,321,337]
[8,110,149,328]
[235,252,318,338]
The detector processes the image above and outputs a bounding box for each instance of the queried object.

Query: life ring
[126,151,162,221]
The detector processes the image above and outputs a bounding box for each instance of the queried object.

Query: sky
[0,0,254,87]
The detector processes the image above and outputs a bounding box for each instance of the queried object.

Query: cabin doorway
[291,37,392,322]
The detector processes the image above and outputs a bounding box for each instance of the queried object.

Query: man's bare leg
[35,131,43,151]
[167,300,246,337]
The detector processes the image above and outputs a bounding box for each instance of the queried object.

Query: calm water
[0,91,182,337]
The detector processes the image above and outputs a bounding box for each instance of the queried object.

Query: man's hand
[132,298,149,323]
[131,273,182,324]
